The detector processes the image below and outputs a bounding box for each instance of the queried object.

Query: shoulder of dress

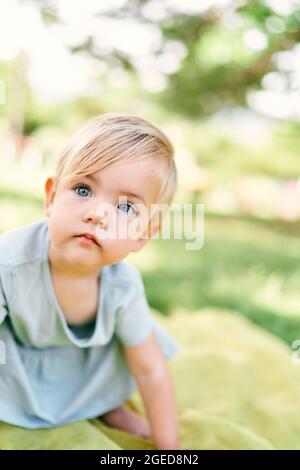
[0,218,48,267]
[105,259,145,291]
[0,243,14,304]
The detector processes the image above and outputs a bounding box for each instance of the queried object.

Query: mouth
[75,234,100,246]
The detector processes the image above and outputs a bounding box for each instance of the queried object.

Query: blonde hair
[54,113,177,209]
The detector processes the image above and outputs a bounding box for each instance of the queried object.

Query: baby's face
[45,158,162,272]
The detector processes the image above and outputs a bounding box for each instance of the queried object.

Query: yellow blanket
[1,309,300,450]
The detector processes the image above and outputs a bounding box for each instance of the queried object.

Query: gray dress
[0,219,181,429]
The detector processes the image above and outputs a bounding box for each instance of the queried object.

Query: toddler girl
[0,113,181,449]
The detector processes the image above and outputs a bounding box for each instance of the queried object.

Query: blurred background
[1,0,300,347]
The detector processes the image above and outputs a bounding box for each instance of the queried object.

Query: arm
[122,332,181,450]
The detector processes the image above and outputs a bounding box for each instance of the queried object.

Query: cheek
[50,196,78,222]
[48,213,66,241]
[126,215,148,241]
[99,220,138,248]
[115,216,142,241]
[47,201,74,240]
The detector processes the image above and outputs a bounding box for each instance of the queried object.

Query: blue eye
[118,201,138,216]
[72,184,138,216]
[73,184,92,198]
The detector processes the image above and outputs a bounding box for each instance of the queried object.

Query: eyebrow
[84,174,146,205]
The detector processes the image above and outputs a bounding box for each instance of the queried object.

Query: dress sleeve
[0,270,9,326]
[114,277,154,347]
[0,247,11,326]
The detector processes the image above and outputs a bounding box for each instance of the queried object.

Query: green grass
[133,213,300,347]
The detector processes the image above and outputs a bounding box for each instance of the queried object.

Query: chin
[66,250,100,266]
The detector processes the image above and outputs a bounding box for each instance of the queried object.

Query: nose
[83,204,109,228]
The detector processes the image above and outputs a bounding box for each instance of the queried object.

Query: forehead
[84,158,163,205]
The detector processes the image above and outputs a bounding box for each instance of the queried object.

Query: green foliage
[26,0,300,119]
[156,0,300,117]
[184,121,300,180]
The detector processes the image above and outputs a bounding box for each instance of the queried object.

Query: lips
[76,233,99,246]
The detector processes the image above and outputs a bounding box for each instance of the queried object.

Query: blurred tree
[27,0,300,118]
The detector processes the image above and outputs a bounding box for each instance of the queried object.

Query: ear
[130,221,161,253]
[44,176,58,218]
